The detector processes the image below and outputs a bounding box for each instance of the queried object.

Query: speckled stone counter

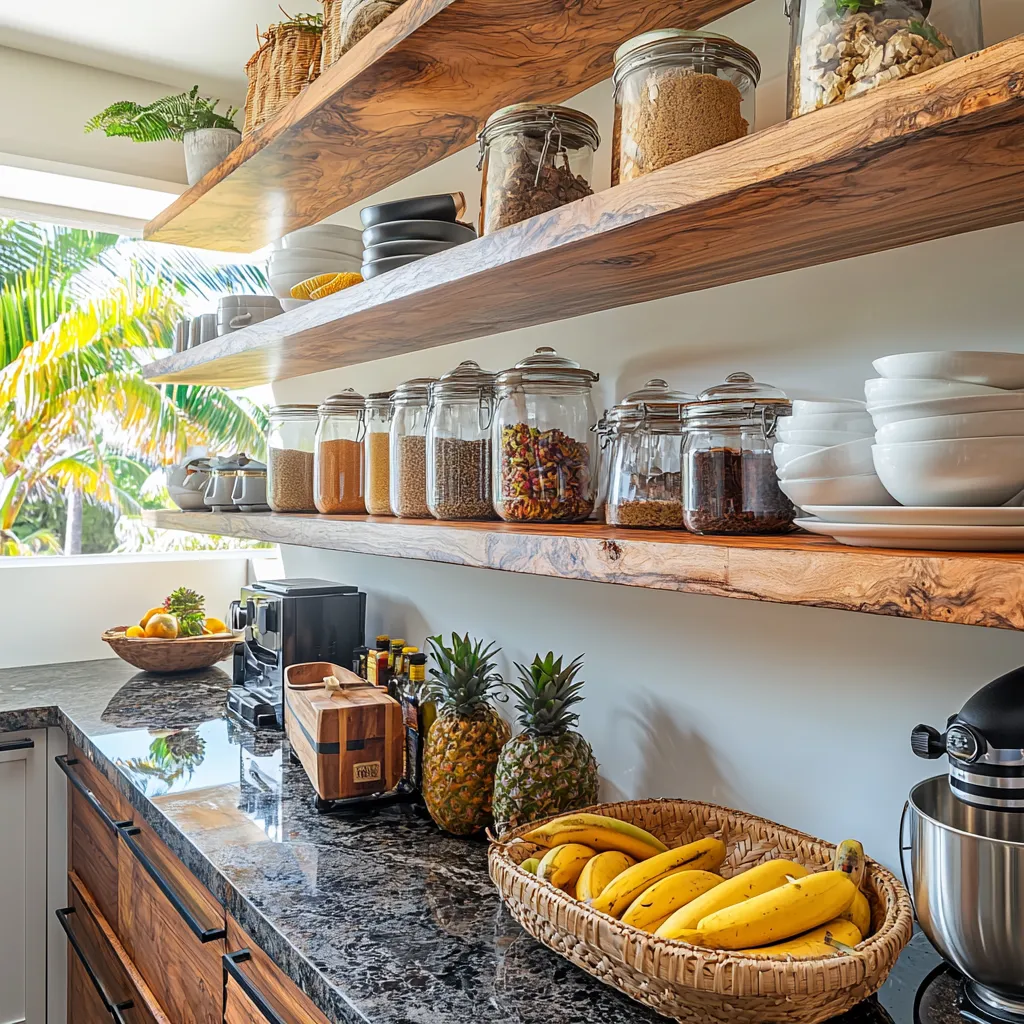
[0,660,941,1024]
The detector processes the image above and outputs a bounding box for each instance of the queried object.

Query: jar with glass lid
[365,391,394,516]
[426,360,497,521]
[314,389,366,515]
[390,376,437,518]
[786,0,981,118]
[683,372,795,535]
[267,404,319,513]
[492,347,598,523]
[606,379,695,529]
[478,103,600,235]
[591,409,624,522]
[612,30,760,185]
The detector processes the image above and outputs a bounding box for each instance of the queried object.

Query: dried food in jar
[366,431,391,515]
[498,424,593,522]
[394,435,430,518]
[431,437,494,520]
[268,447,315,512]
[608,499,685,528]
[337,0,404,54]
[315,438,365,514]
[685,448,794,535]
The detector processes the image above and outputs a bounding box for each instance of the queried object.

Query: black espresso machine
[228,578,366,729]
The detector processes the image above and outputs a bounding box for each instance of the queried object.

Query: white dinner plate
[801,505,1024,527]
[796,517,1024,551]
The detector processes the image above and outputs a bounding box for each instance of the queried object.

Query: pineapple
[492,652,599,836]
[164,586,205,637]
[422,633,511,836]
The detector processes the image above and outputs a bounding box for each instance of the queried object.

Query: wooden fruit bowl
[102,626,238,674]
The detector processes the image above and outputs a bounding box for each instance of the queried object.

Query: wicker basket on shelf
[489,799,913,1024]
[320,0,405,72]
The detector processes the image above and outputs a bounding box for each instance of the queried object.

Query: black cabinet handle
[56,907,134,1024]
[0,737,34,752]
[55,755,133,832]
[116,823,226,943]
[224,951,287,1024]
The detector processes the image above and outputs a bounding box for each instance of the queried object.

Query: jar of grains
[389,376,437,518]
[426,360,497,521]
[267,405,319,513]
[606,379,695,529]
[682,372,795,536]
[786,0,980,118]
[478,104,600,235]
[364,390,394,516]
[314,389,367,515]
[492,347,598,523]
[612,30,760,185]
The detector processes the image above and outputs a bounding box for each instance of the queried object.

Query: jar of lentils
[267,404,319,513]
[314,389,366,515]
[492,348,598,523]
[389,376,437,518]
[364,390,394,516]
[426,360,497,521]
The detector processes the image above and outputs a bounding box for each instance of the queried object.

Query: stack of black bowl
[360,192,477,280]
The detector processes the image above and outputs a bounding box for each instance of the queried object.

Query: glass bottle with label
[398,653,432,795]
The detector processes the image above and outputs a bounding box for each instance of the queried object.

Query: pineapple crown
[164,586,205,637]
[426,632,506,717]
[509,652,586,737]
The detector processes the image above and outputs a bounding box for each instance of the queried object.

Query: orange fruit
[144,614,178,639]
[124,625,146,638]
[204,616,228,635]
[140,605,165,628]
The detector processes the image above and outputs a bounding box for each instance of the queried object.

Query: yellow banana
[655,858,808,938]
[833,839,866,888]
[621,870,723,932]
[576,850,634,902]
[737,918,862,958]
[591,837,727,918]
[537,844,595,890]
[522,813,667,860]
[840,887,871,937]
[520,857,540,875]
[697,870,857,950]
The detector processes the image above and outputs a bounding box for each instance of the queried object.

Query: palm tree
[0,220,269,555]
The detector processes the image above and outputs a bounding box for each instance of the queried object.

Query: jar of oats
[267,405,319,513]
[389,376,437,518]
[364,390,394,516]
[612,30,760,185]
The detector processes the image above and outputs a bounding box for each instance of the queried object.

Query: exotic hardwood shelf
[143,36,1024,387]
[143,0,752,251]
[145,509,1024,631]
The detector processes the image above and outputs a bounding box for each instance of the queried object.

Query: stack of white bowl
[866,351,1024,506]
[268,225,363,310]
[774,399,894,510]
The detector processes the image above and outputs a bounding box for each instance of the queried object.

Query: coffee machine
[228,578,366,729]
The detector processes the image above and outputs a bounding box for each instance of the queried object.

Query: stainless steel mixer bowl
[906,775,1024,1015]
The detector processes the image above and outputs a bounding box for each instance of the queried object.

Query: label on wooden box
[353,761,382,783]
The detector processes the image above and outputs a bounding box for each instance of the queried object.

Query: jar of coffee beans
[682,373,795,535]
[267,405,319,513]
[364,390,394,516]
[314,389,366,515]
[389,376,437,518]
[426,360,497,521]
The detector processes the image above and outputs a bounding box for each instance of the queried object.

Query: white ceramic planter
[183,127,241,185]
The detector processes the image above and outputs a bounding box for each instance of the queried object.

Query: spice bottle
[682,372,795,535]
[492,347,599,523]
[398,652,430,794]
[426,360,497,521]
[352,646,369,679]
[612,30,760,185]
[390,377,437,518]
[314,389,367,515]
[367,635,391,688]
[388,638,407,680]
[267,405,319,513]
[478,104,600,235]
[364,390,394,516]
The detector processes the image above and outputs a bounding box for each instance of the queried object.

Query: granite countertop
[0,660,942,1024]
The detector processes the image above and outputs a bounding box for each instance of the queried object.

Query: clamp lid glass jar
[390,376,437,518]
[314,389,366,515]
[267,404,319,513]
[682,372,794,535]
[426,360,497,521]
[365,390,394,516]
[492,347,598,523]
[478,103,600,235]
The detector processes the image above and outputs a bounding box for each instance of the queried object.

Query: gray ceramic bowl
[361,254,426,279]
[361,219,476,248]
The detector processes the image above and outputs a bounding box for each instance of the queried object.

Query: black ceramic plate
[360,192,465,228]
[361,219,477,248]
[362,239,457,262]
[361,254,426,280]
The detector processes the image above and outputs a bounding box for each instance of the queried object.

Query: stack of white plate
[268,225,363,310]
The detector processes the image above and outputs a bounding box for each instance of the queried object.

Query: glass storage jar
[314,389,366,515]
[612,30,760,185]
[267,404,319,513]
[786,0,981,117]
[492,347,598,523]
[591,409,624,523]
[390,376,437,518]
[606,379,695,529]
[426,360,497,521]
[478,104,600,235]
[364,390,394,516]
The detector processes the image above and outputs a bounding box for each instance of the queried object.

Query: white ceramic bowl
[779,474,895,509]
[875,409,1024,445]
[278,224,363,251]
[169,485,210,511]
[268,254,361,277]
[791,398,867,416]
[777,427,876,447]
[776,437,876,481]
[872,437,1024,507]
[865,377,1015,406]
[772,443,824,471]
[778,411,874,432]
[873,351,1024,390]
[867,391,1024,428]
[279,297,310,312]
[269,242,364,261]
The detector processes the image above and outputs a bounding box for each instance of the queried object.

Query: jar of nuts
[364,390,394,516]
[389,376,437,518]
[267,405,319,513]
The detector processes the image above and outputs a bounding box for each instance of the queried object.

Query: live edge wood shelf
[143,35,1024,388]
[144,510,1024,632]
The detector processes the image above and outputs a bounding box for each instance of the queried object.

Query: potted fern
[85,86,240,185]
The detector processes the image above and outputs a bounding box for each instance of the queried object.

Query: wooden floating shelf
[143,0,752,252]
[143,36,1024,387]
[144,509,1024,631]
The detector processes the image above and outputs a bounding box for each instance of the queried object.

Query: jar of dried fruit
[606,379,695,529]
[492,347,598,523]
[786,0,981,117]
[364,390,394,516]
[267,405,319,513]
[314,389,367,515]
[612,30,760,185]
[426,360,497,521]
[682,373,795,536]
[389,376,437,518]
[478,103,600,235]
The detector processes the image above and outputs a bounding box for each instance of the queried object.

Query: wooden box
[284,662,403,802]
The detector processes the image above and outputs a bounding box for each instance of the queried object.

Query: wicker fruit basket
[102,627,237,674]
[244,18,323,136]
[488,799,913,1024]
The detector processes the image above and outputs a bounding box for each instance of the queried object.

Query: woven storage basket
[102,627,237,674]
[244,21,323,136]
[489,799,913,1024]
[320,0,404,71]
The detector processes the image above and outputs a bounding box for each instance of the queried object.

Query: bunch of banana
[522,812,668,860]
[537,843,595,892]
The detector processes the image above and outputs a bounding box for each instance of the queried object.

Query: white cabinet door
[0,731,47,1024]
